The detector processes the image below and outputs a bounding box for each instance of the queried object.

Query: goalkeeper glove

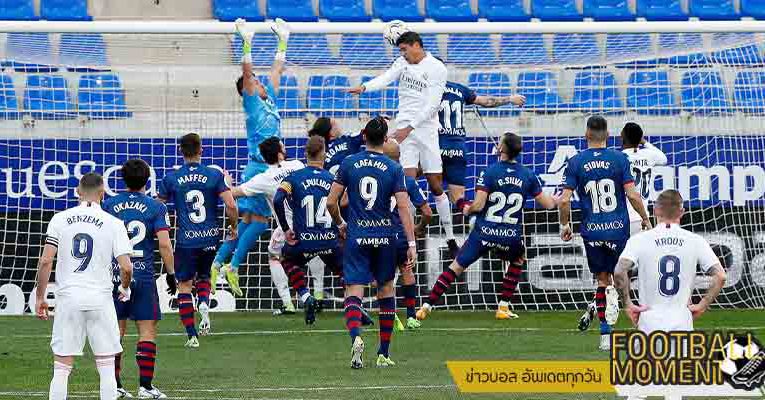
[235,18,254,63]
[166,273,177,295]
[271,18,290,60]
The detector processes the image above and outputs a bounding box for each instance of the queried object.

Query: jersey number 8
[584,179,617,214]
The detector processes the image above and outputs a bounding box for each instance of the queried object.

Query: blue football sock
[230,220,268,271]
[600,321,612,335]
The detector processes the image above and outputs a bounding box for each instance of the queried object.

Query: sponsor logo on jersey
[300,231,337,241]
[356,218,392,228]
[356,237,391,246]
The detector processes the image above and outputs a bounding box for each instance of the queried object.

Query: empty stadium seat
[447,35,496,65]
[427,0,477,21]
[77,74,131,119]
[23,75,75,120]
[709,33,764,66]
[516,71,565,112]
[741,0,765,19]
[606,33,657,68]
[636,0,687,21]
[499,34,549,65]
[552,34,600,65]
[59,33,109,72]
[341,35,391,68]
[267,0,317,22]
[372,0,424,21]
[681,71,731,115]
[0,75,20,119]
[288,34,339,66]
[320,0,369,21]
[359,76,398,114]
[306,75,355,117]
[689,0,738,20]
[0,0,36,20]
[231,34,277,67]
[213,0,264,21]
[41,0,91,21]
[583,0,635,21]
[657,33,708,66]
[627,70,677,115]
[257,75,302,117]
[467,72,519,116]
[531,0,581,21]
[421,34,443,58]
[478,0,530,21]
[734,71,765,114]
[3,33,57,73]
[571,71,623,113]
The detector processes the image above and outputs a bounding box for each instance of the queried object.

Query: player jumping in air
[327,117,417,368]
[439,80,526,206]
[557,116,651,351]
[211,17,293,313]
[417,132,556,321]
[36,173,133,400]
[272,136,343,325]
[104,159,176,399]
[347,31,458,258]
[158,133,238,347]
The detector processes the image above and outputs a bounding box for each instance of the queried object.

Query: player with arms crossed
[158,133,238,347]
[36,173,133,400]
[558,116,651,351]
[620,122,667,235]
[439,81,526,206]
[104,159,176,399]
[327,117,416,368]
[272,136,342,325]
[417,132,556,321]
[211,17,292,307]
[348,30,457,257]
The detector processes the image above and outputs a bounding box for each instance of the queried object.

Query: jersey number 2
[71,233,94,272]
[127,221,146,258]
[658,255,681,296]
[485,193,523,224]
[186,190,206,223]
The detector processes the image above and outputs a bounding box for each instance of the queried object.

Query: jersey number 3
[186,189,206,223]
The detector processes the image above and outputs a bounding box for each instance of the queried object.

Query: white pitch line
[0,394,313,400]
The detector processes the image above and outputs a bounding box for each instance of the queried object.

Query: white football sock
[308,260,325,298]
[95,356,117,400]
[269,258,293,306]
[49,361,72,400]
[434,193,455,240]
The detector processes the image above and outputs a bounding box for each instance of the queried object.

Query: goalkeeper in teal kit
[211,18,294,312]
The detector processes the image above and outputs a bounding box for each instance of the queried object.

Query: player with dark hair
[158,133,238,347]
[417,132,556,321]
[620,122,667,235]
[104,159,176,399]
[558,116,651,351]
[308,117,365,176]
[327,116,416,368]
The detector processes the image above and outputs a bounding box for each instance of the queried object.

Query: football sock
[114,351,122,388]
[196,279,211,307]
[378,297,395,357]
[343,296,363,343]
[595,286,607,324]
[49,361,71,400]
[178,292,197,338]
[402,284,417,319]
[434,193,455,241]
[269,258,293,306]
[308,260,325,298]
[500,264,522,302]
[136,341,157,389]
[284,263,307,294]
[95,356,117,400]
[428,269,457,305]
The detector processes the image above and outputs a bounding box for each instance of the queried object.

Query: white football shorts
[51,297,122,357]
[398,123,442,174]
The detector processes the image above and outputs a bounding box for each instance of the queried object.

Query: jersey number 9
[71,233,94,272]
[360,176,378,210]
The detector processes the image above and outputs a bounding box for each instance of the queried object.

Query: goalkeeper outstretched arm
[236,18,290,95]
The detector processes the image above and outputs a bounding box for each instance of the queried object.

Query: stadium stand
[340,34,391,67]
[516,71,565,112]
[478,0,530,21]
[636,0,688,20]
[689,0,739,20]
[267,0,318,22]
[3,32,57,73]
[447,34,497,65]
[531,0,582,21]
[59,33,109,72]
[306,75,354,117]
[426,0,477,22]
[552,33,600,64]
[77,74,131,119]
[583,0,635,21]
[741,0,765,19]
[231,34,277,66]
[23,75,76,120]
[421,34,442,58]
[681,71,731,115]
[319,0,369,21]
[359,76,398,114]
[606,33,657,67]
[40,0,91,21]
[709,33,764,66]
[657,33,708,66]
[499,34,550,65]
[627,70,677,115]
[467,72,519,116]
[0,74,20,120]
[734,71,765,114]
[571,71,623,114]
[213,0,264,21]
[287,34,339,66]
[0,0,37,20]
[372,0,424,21]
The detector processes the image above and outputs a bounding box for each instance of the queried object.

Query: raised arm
[348,58,405,94]
[269,18,290,94]
[35,244,57,320]
[473,94,526,108]
[641,139,668,166]
[235,18,257,97]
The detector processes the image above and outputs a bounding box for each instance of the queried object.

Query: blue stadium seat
[23,75,75,120]
[742,0,765,19]
[447,35,496,66]
[571,71,623,113]
[636,0,687,20]
[257,75,302,117]
[40,0,91,21]
[0,0,37,20]
[359,76,398,114]
[372,0,424,21]
[341,35,391,68]
[552,34,600,64]
[516,71,565,112]
[606,33,657,68]
[689,0,738,20]
[231,34,277,67]
[267,0,318,22]
[709,33,764,66]
[213,0,264,21]
[320,0,369,21]
[531,0,582,21]
[59,33,109,72]
[306,75,355,117]
[734,71,765,114]
[467,72,519,116]
[421,34,442,58]
[499,34,549,65]
[0,75,20,119]
[288,34,339,66]
[77,74,131,119]
[583,0,635,21]
[681,71,731,115]
[478,0,530,21]
[657,33,708,66]
[627,70,677,115]
[427,0,477,21]
[3,33,57,73]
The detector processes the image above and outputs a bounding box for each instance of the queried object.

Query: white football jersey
[240,159,305,222]
[623,142,667,223]
[620,224,719,330]
[45,202,132,308]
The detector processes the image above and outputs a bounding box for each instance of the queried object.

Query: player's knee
[178,280,193,293]
[377,282,395,298]
[450,261,465,276]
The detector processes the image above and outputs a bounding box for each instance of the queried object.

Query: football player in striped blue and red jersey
[308,117,365,177]
[104,159,176,399]
[417,132,556,322]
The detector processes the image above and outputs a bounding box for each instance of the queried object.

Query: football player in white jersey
[614,189,726,334]
[231,137,305,312]
[35,173,133,400]
[621,122,668,236]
